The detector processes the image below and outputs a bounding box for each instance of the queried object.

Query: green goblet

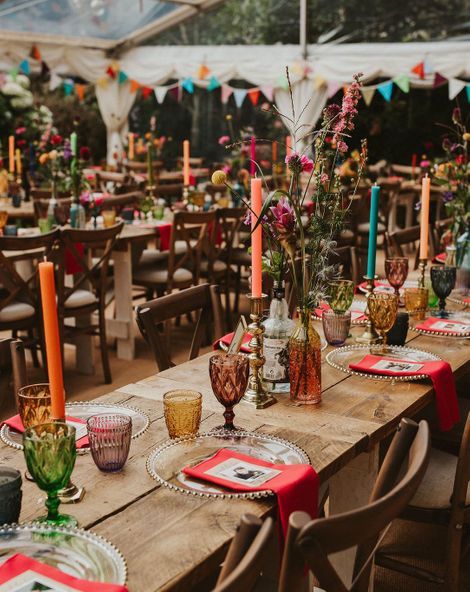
[328,280,355,314]
[23,422,78,527]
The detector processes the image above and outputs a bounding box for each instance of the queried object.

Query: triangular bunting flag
[393,74,409,93]
[63,79,74,97]
[49,72,62,91]
[181,77,194,94]
[118,71,128,85]
[197,64,210,80]
[233,88,247,108]
[248,89,260,106]
[260,85,273,101]
[449,78,466,100]
[75,83,85,101]
[154,86,168,104]
[377,81,393,102]
[424,59,434,75]
[433,72,447,88]
[168,86,181,101]
[467,85,470,103]
[314,75,326,89]
[40,61,50,78]
[19,59,29,75]
[96,77,109,89]
[411,62,425,79]
[327,81,340,98]
[276,75,289,91]
[207,76,220,91]
[9,67,18,81]
[130,79,140,93]
[361,87,376,106]
[30,45,41,61]
[142,87,153,99]
[221,85,233,104]
[106,65,117,79]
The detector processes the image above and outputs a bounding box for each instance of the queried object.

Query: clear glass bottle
[263,281,295,393]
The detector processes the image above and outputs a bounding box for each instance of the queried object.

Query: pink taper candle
[183,139,190,186]
[250,136,256,176]
[419,174,431,260]
[251,178,263,298]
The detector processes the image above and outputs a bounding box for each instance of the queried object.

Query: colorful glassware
[289,310,322,405]
[430,266,457,318]
[404,287,429,321]
[17,384,51,429]
[384,257,409,299]
[322,310,351,346]
[209,354,249,430]
[87,414,132,472]
[368,292,399,353]
[328,280,355,314]
[163,390,202,438]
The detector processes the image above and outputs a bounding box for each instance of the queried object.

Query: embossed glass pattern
[163,390,202,438]
[289,311,322,405]
[87,414,132,472]
[430,265,457,318]
[322,309,351,346]
[368,292,398,353]
[17,384,51,429]
[405,287,429,320]
[328,280,355,313]
[209,354,249,431]
[385,257,409,299]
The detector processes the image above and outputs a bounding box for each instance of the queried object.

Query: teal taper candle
[366,184,380,279]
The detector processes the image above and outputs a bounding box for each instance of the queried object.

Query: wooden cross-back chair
[136,283,224,372]
[278,418,430,592]
[0,338,13,421]
[384,224,430,270]
[328,245,361,286]
[0,229,60,365]
[57,222,124,383]
[432,216,453,254]
[95,171,134,194]
[33,198,71,225]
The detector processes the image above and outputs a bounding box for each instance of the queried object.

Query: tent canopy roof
[0,0,225,49]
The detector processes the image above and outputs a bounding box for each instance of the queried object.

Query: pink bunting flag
[221,85,233,104]
[260,85,273,101]
[327,81,340,98]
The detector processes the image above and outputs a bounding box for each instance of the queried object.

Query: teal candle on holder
[366,184,380,279]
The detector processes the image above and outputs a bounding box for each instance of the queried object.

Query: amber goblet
[384,258,409,300]
[368,292,399,354]
[17,384,51,429]
[209,353,249,431]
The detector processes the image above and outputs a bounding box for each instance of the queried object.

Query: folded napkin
[433,252,446,264]
[214,332,251,353]
[0,554,127,591]
[314,301,367,322]
[415,317,470,335]
[183,448,318,538]
[3,415,89,448]
[65,242,85,275]
[157,223,172,251]
[349,354,460,431]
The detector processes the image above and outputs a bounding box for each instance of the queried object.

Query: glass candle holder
[209,353,249,430]
[404,287,429,320]
[322,309,351,346]
[17,384,52,430]
[385,257,409,299]
[163,390,202,438]
[430,265,457,318]
[87,414,132,473]
[0,466,22,524]
[328,280,355,313]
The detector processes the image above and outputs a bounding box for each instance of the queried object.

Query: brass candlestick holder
[242,294,276,409]
[418,258,427,288]
[356,275,380,345]
[53,416,85,504]
[183,184,190,205]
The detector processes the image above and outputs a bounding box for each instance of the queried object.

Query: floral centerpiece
[213,70,366,404]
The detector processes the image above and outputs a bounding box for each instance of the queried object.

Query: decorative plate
[146,431,310,499]
[326,344,441,382]
[447,293,470,307]
[0,401,150,452]
[357,279,418,296]
[409,315,470,338]
[0,523,127,584]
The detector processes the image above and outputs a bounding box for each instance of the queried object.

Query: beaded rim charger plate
[409,312,470,338]
[326,344,441,382]
[0,523,127,585]
[0,401,150,452]
[146,431,310,499]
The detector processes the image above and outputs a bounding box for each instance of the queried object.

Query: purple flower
[63,139,72,161]
[218,135,230,146]
[285,152,314,174]
[443,191,454,203]
[414,201,421,211]
[270,198,295,234]
[243,210,252,226]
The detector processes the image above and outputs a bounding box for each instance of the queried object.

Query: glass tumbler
[404,287,429,320]
[328,280,355,314]
[17,384,52,429]
[87,414,132,472]
[322,309,351,346]
[163,391,202,438]
[102,209,117,228]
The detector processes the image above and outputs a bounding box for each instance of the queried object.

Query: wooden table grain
[1,322,468,591]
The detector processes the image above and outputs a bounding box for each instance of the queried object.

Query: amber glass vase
[289,310,322,405]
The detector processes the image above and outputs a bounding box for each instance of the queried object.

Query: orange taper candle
[419,174,431,260]
[8,136,14,174]
[183,139,190,186]
[251,178,263,298]
[128,132,135,160]
[272,140,278,164]
[39,261,65,420]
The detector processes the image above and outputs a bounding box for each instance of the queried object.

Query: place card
[204,457,281,488]
[431,320,470,334]
[370,359,424,374]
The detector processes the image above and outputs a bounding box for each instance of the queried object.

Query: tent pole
[300,0,307,60]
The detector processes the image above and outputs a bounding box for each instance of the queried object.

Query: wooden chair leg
[444,522,463,592]
[98,308,112,384]
[28,329,40,368]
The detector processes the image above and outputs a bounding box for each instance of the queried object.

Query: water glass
[404,287,428,320]
[102,209,117,228]
[368,292,398,353]
[209,354,249,431]
[0,467,22,524]
[328,280,355,313]
[163,390,202,438]
[430,265,457,318]
[38,217,53,234]
[87,414,132,472]
[322,309,351,346]
[384,257,409,299]
[17,384,51,429]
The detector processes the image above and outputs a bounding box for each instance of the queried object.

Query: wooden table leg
[327,446,379,590]
[112,247,135,361]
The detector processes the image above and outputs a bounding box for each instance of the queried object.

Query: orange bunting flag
[411,62,425,79]
[197,64,210,80]
[75,83,86,101]
[130,79,140,93]
[30,45,41,61]
[142,87,153,99]
[248,90,260,106]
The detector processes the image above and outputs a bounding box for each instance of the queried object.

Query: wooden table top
[1,321,468,591]
[0,200,34,219]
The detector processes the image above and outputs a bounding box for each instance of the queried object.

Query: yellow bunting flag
[314,75,326,89]
[96,77,108,88]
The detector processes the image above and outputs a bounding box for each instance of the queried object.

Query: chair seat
[337,229,355,246]
[0,302,35,322]
[409,447,470,509]
[138,249,169,266]
[231,249,252,266]
[200,259,228,274]
[133,266,193,285]
[64,289,97,309]
[357,221,386,235]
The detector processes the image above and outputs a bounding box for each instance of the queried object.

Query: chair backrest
[328,245,360,286]
[0,229,61,316]
[154,183,184,200]
[0,338,13,421]
[125,160,163,174]
[33,198,72,225]
[213,514,274,592]
[30,188,69,201]
[58,222,124,308]
[279,418,430,592]
[449,412,470,539]
[95,171,133,194]
[136,283,224,371]
[384,225,430,269]
[215,207,247,262]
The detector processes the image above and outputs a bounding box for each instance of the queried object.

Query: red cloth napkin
[349,354,460,431]
[65,242,85,275]
[358,280,395,294]
[213,332,251,353]
[433,252,446,264]
[314,301,366,322]
[183,448,318,538]
[0,554,127,591]
[3,414,89,448]
[415,317,470,335]
[157,223,172,251]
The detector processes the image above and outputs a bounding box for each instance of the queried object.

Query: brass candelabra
[418,258,427,288]
[356,275,380,345]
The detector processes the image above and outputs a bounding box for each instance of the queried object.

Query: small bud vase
[288,309,322,404]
